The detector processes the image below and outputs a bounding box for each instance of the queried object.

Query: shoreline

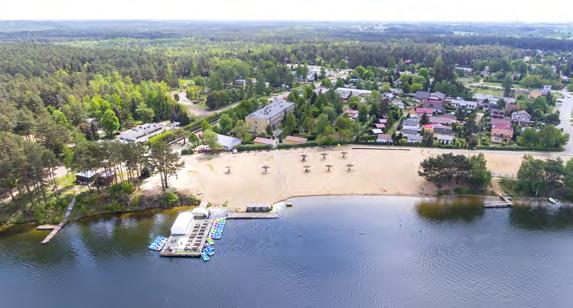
[141,145,571,209]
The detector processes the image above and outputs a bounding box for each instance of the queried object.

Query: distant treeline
[1,21,572,51]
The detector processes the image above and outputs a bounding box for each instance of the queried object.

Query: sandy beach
[141,146,572,209]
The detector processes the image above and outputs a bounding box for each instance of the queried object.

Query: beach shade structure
[321,153,328,160]
[346,163,354,172]
[225,166,231,174]
[300,154,308,162]
[262,165,270,174]
[303,165,311,173]
[341,151,348,159]
[325,164,333,172]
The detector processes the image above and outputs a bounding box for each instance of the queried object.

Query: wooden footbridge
[40,195,77,244]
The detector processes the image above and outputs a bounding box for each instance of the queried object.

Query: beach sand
[141,146,571,209]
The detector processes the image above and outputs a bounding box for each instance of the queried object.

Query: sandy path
[141,146,572,209]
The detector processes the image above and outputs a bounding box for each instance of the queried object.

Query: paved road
[558,91,573,154]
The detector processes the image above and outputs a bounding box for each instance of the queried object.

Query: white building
[170,212,194,235]
[335,88,372,100]
[119,122,177,143]
[216,134,242,151]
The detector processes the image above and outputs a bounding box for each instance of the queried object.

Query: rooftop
[247,99,294,120]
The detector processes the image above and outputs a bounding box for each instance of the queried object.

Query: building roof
[431,115,455,125]
[431,92,446,100]
[284,135,308,144]
[415,91,431,100]
[491,118,512,130]
[335,88,372,99]
[216,134,242,150]
[415,107,434,115]
[344,109,359,119]
[377,134,392,141]
[371,128,383,134]
[119,123,166,142]
[246,99,295,120]
[253,137,276,145]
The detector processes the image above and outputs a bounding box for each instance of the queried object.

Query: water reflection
[510,205,573,230]
[415,197,484,222]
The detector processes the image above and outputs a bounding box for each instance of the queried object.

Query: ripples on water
[2,196,573,307]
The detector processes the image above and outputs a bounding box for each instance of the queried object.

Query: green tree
[149,141,184,191]
[517,155,546,196]
[502,75,513,97]
[101,109,120,136]
[218,114,234,135]
[467,153,492,190]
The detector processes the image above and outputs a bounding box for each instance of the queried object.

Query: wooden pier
[483,194,513,208]
[160,219,213,257]
[227,212,279,219]
[41,195,77,244]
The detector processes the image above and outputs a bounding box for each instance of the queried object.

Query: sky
[0,0,571,22]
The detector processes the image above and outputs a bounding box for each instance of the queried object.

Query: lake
[1,196,573,307]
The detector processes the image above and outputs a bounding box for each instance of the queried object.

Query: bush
[109,182,135,198]
[236,144,273,152]
[181,147,195,155]
[163,192,180,207]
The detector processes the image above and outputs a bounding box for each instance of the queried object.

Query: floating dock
[226,212,279,219]
[160,219,213,257]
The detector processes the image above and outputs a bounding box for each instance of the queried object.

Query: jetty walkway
[41,195,77,244]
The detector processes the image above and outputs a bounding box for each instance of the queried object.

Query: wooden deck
[227,212,279,219]
[41,195,77,244]
[160,219,213,257]
[483,194,513,208]
[36,225,58,230]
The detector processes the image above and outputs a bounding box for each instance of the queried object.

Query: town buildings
[245,99,295,134]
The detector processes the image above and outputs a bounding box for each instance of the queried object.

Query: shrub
[163,192,180,207]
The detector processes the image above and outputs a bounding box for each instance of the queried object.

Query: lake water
[2,196,573,307]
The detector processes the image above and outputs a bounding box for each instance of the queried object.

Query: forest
[1,22,572,223]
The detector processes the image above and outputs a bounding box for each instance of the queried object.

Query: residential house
[449,99,477,110]
[245,99,295,134]
[376,134,393,144]
[402,118,420,131]
[335,88,372,100]
[415,91,431,102]
[431,92,446,100]
[490,109,505,119]
[374,123,386,130]
[542,85,552,96]
[403,133,423,143]
[431,114,456,126]
[371,128,384,134]
[511,110,533,127]
[344,109,360,120]
[491,118,514,143]
[422,98,444,113]
[415,107,434,117]
[421,124,434,133]
[436,134,454,145]
[433,124,453,136]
